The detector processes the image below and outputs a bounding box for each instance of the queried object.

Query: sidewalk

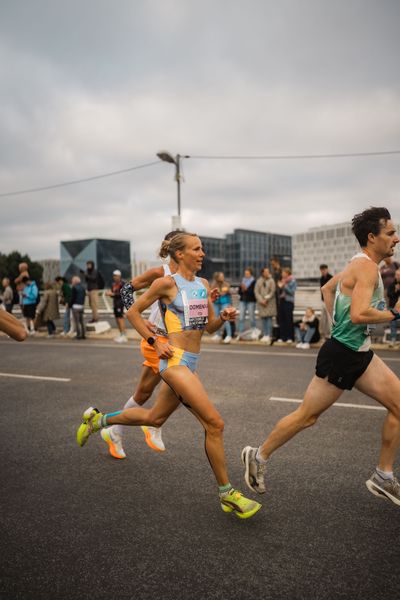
[7,324,398,351]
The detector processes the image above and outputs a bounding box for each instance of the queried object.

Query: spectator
[82,260,100,323]
[71,276,86,340]
[14,262,30,289]
[270,257,282,284]
[210,272,234,344]
[295,307,320,349]
[319,264,333,340]
[255,267,276,345]
[35,282,60,337]
[14,262,30,308]
[1,277,14,313]
[20,275,39,335]
[380,257,400,306]
[237,267,258,340]
[270,257,282,337]
[55,276,73,336]
[387,268,400,347]
[277,267,297,343]
[106,269,128,344]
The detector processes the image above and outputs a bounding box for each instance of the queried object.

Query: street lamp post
[157,150,189,230]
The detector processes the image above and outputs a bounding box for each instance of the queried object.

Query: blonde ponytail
[158,232,198,261]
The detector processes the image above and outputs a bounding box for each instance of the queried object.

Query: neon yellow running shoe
[220,488,262,519]
[76,406,103,447]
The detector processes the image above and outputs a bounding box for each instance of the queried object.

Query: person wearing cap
[106,270,127,343]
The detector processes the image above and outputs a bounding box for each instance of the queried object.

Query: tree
[0,251,44,290]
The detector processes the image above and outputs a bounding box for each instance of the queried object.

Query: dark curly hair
[351,207,391,247]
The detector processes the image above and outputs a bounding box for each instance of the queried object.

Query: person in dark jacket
[55,276,73,336]
[277,267,297,343]
[106,269,127,343]
[83,260,99,323]
[71,276,86,339]
[295,307,320,349]
[237,267,257,340]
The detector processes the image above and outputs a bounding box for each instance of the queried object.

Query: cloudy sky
[1,0,399,261]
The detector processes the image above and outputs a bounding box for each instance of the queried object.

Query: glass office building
[198,236,227,281]
[198,230,291,283]
[60,238,131,287]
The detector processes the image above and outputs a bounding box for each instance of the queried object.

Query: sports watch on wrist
[389,308,400,321]
[147,336,156,345]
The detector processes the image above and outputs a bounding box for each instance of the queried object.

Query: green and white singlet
[331,253,385,352]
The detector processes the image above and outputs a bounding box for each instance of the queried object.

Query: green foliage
[0,251,44,290]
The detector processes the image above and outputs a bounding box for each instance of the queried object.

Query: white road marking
[0,372,71,382]
[1,339,399,362]
[269,396,386,411]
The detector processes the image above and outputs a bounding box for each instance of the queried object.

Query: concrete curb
[4,327,398,351]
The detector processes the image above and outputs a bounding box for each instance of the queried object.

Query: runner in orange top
[100,231,179,459]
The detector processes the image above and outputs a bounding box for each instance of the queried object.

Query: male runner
[242,207,400,506]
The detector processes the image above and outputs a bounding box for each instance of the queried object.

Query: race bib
[181,288,208,328]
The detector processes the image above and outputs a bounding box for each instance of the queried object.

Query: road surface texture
[1,337,399,600]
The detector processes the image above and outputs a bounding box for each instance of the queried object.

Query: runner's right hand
[154,340,175,359]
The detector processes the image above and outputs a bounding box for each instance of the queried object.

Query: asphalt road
[1,338,400,600]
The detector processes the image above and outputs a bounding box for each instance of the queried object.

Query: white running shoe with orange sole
[101,427,126,459]
[141,426,165,452]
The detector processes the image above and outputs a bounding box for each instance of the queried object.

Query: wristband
[389,308,400,321]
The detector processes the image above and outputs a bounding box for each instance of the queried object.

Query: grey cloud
[0,1,399,261]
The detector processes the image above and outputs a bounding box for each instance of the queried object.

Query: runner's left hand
[221,307,236,322]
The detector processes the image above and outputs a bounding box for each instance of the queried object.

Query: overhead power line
[0,160,161,198]
[1,150,399,198]
[190,150,400,160]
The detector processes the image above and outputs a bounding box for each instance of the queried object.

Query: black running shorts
[315,337,374,390]
[22,304,36,319]
[114,306,124,319]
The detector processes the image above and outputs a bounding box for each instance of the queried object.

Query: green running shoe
[76,406,103,447]
[220,488,262,519]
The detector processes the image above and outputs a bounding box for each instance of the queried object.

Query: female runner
[76,232,261,519]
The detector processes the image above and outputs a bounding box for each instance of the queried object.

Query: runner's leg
[106,382,180,427]
[242,375,343,494]
[258,375,343,460]
[354,354,400,471]
[161,366,228,486]
[110,366,160,438]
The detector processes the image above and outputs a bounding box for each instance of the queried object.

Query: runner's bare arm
[0,311,27,342]
[322,273,341,317]
[126,277,174,357]
[130,267,165,291]
[351,263,396,324]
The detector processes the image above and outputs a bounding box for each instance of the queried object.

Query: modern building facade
[198,229,291,283]
[38,259,61,284]
[198,236,227,281]
[60,239,131,287]
[293,222,400,280]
